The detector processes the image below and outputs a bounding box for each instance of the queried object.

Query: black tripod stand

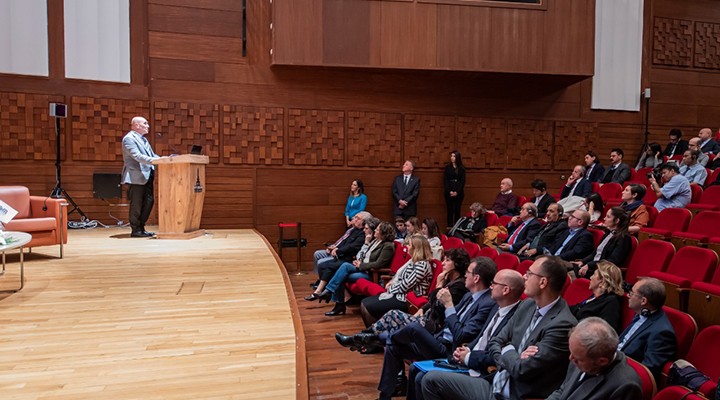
[50,116,89,221]
[638,88,651,165]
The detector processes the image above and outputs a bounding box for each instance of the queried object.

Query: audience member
[547,210,594,262]
[601,148,631,184]
[359,234,434,326]
[394,216,407,241]
[582,192,604,224]
[344,179,367,227]
[443,150,466,228]
[491,178,518,216]
[448,202,487,242]
[416,269,524,399]
[422,218,443,260]
[635,142,663,170]
[321,221,396,316]
[649,163,691,212]
[572,207,632,278]
[519,203,568,259]
[618,277,677,378]
[561,165,592,200]
[403,217,421,245]
[663,128,689,158]
[310,211,370,287]
[498,203,541,254]
[569,261,624,333]
[423,256,577,400]
[374,257,497,400]
[620,184,649,234]
[530,179,552,218]
[679,149,708,185]
[699,128,720,155]
[392,160,420,219]
[686,137,710,167]
[584,151,606,182]
[545,317,643,400]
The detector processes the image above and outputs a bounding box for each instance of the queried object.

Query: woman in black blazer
[570,261,625,333]
[443,150,466,228]
[574,206,632,278]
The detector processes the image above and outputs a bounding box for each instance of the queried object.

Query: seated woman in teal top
[345,179,368,226]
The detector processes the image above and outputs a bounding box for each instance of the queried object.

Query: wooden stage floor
[0,228,303,400]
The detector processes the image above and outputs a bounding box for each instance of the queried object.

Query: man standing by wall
[122,116,161,237]
[392,160,420,219]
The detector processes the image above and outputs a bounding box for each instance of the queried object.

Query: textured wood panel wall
[287,109,345,166]
[222,105,285,165]
[0,92,65,161]
[153,101,220,163]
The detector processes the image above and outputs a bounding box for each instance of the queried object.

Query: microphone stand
[50,116,89,221]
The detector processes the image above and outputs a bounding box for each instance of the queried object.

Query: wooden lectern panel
[153,154,210,239]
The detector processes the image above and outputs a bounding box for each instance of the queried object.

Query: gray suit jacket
[488,298,578,400]
[121,131,159,185]
[602,162,631,184]
[546,352,642,400]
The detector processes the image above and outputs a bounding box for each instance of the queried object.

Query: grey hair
[570,317,618,359]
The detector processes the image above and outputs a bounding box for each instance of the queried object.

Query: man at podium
[121,116,161,238]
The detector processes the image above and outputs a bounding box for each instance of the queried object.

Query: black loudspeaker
[93,173,122,199]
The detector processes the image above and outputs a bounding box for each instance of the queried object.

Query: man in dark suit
[392,160,420,219]
[530,179,553,218]
[601,148,632,185]
[519,203,568,259]
[423,256,577,400]
[699,128,720,155]
[618,277,677,379]
[663,128,689,158]
[121,116,163,237]
[311,211,370,280]
[498,203,541,254]
[376,257,498,400]
[561,165,593,199]
[584,151,605,183]
[418,269,524,400]
[546,317,642,400]
[547,210,594,262]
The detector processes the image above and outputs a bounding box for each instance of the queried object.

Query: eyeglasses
[491,280,508,287]
[627,290,642,298]
[524,270,547,279]
[568,214,581,221]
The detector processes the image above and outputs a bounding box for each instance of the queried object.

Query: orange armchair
[0,186,68,257]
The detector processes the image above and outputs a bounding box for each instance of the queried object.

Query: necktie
[554,230,577,256]
[507,223,525,245]
[404,176,409,186]
[492,309,541,396]
[670,144,677,156]
[332,228,352,247]
[469,311,501,377]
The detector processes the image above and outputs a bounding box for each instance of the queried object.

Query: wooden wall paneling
[148,3,243,37]
[376,1,438,68]
[486,7,544,73]
[403,114,456,168]
[505,119,554,170]
[271,0,324,65]
[455,117,507,169]
[149,0,244,11]
[152,101,220,162]
[222,105,284,165]
[653,17,694,67]
[0,92,65,161]
[148,32,246,64]
[542,0,594,75]
[47,0,65,80]
[287,109,345,166]
[246,0,272,65]
[150,59,216,82]
[346,111,402,168]
[596,124,646,166]
[322,0,371,66]
[694,22,720,70]
[553,121,598,172]
[653,0,720,23]
[435,5,493,70]
[71,97,150,161]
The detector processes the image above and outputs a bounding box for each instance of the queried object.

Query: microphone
[156,132,179,155]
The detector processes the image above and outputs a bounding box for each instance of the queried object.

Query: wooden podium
[152,154,209,239]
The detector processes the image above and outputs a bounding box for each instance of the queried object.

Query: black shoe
[335,332,356,348]
[354,333,381,346]
[131,231,148,238]
[391,374,408,397]
[325,303,346,316]
[310,280,319,288]
[318,289,332,303]
[304,293,320,301]
[143,231,155,236]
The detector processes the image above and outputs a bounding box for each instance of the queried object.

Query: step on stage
[0,229,306,399]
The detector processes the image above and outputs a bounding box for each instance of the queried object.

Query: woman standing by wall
[443,150,466,228]
[345,179,368,227]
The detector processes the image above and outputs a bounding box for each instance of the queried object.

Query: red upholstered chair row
[654,386,708,400]
[639,208,693,241]
[628,357,656,400]
[659,325,720,399]
[670,210,720,249]
[441,236,463,251]
[647,246,718,310]
[624,239,676,286]
[0,185,68,257]
[562,278,591,307]
[686,266,720,330]
[687,185,720,214]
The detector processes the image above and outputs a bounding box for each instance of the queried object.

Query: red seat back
[685,210,720,236]
[598,182,623,201]
[690,183,704,204]
[442,237,463,251]
[665,246,718,283]
[485,212,498,227]
[588,227,605,248]
[389,242,410,273]
[707,168,720,187]
[591,181,601,194]
[516,195,529,208]
[496,215,513,227]
[461,241,481,258]
[646,205,658,227]
[651,208,693,232]
[428,259,444,290]
[654,386,707,400]
[494,253,520,271]
[696,185,720,206]
[478,246,499,260]
[662,306,697,360]
[563,278,591,306]
[685,326,720,391]
[627,357,656,400]
[623,236,638,269]
[624,239,675,285]
[517,259,533,276]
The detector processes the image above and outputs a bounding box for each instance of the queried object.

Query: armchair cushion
[0,186,67,251]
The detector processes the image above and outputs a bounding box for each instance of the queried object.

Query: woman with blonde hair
[570,260,624,333]
[359,234,434,327]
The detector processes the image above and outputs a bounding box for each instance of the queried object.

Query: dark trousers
[378,322,451,397]
[127,171,154,233]
[445,193,464,228]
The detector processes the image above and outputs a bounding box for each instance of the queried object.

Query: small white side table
[0,231,32,292]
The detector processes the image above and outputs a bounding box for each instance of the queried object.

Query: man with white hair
[121,116,162,237]
[491,178,518,216]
